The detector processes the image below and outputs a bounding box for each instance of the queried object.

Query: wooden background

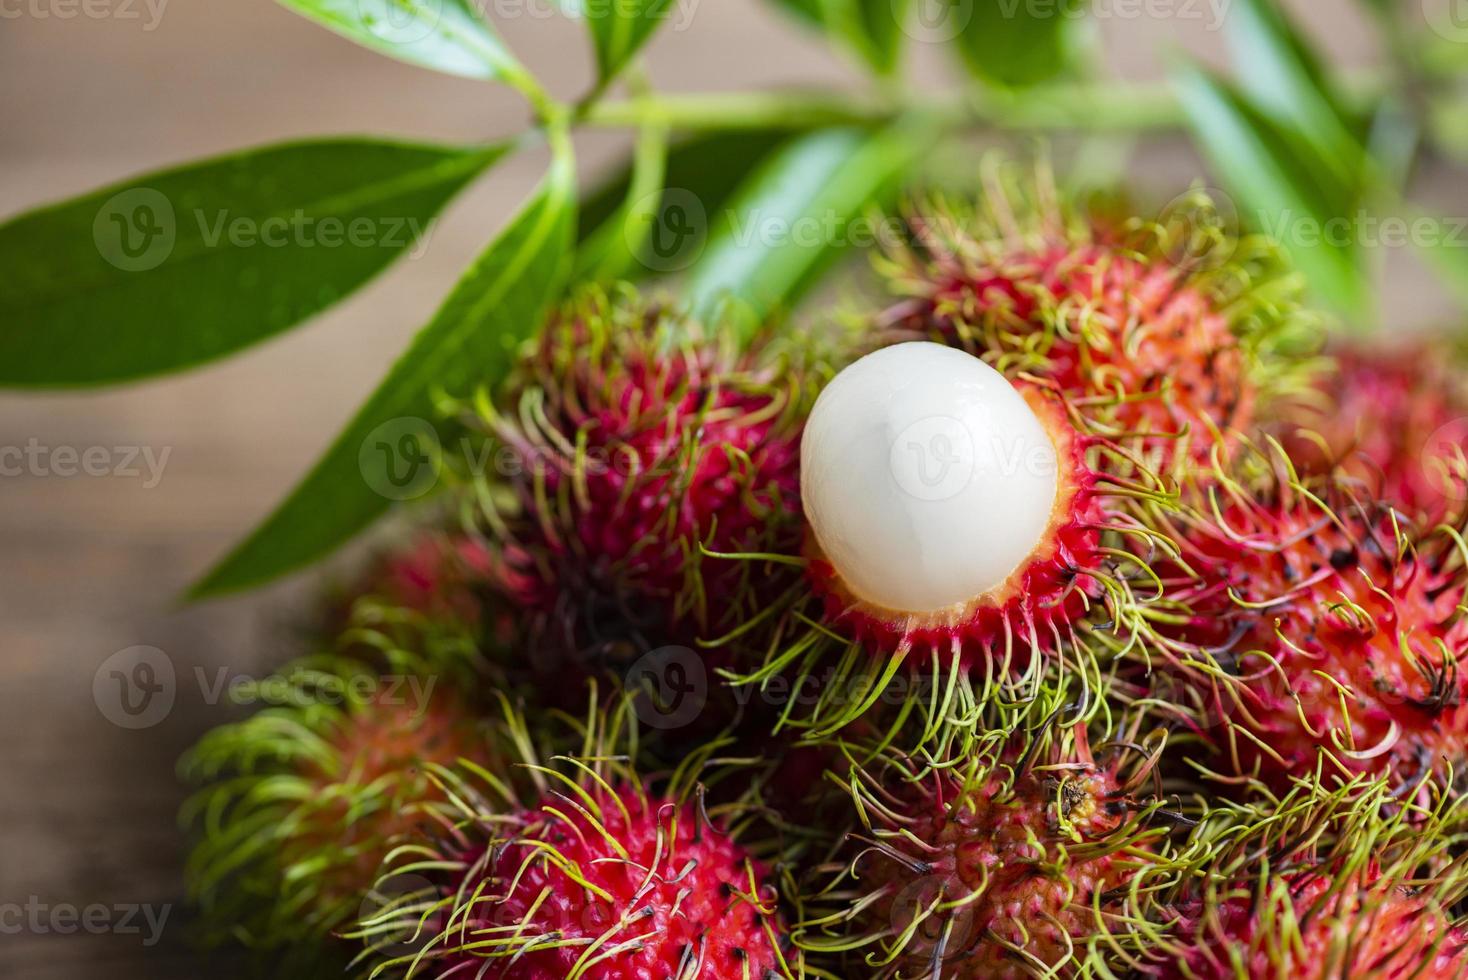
[0,1,1458,976]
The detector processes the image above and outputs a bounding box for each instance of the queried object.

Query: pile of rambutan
[181,163,1468,979]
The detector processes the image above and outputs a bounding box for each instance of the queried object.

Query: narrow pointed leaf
[1174,65,1369,317]
[686,121,933,321]
[1226,0,1364,188]
[564,0,676,82]
[765,0,909,76]
[954,0,1086,88]
[189,142,577,598]
[0,138,508,387]
[275,0,522,80]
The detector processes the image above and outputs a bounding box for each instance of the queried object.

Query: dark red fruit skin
[1155,869,1468,979]
[862,764,1147,980]
[1163,488,1468,792]
[432,786,789,979]
[485,302,803,672]
[805,385,1108,665]
[887,240,1255,470]
[1279,340,1468,523]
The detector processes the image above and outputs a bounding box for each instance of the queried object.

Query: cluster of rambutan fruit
[181,163,1468,979]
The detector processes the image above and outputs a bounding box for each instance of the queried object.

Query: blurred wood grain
[0,1,1455,976]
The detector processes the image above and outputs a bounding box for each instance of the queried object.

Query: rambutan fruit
[461,285,807,674]
[1146,775,1468,979]
[796,705,1174,979]
[1276,337,1468,523]
[324,530,497,639]
[875,165,1314,475]
[1154,448,1468,794]
[355,696,800,978]
[180,648,496,956]
[724,338,1174,741]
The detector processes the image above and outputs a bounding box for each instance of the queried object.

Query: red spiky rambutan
[1147,776,1468,978]
[1157,454,1468,793]
[358,704,799,980]
[181,652,493,951]
[468,286,806,670]
[877,171,1311,473]
[1277,338,1468,523]
[798,720,1169,979]
[1159,868,1468,979]
[335,531,496,630]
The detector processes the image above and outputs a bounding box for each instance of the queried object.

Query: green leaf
[275,0,522,80]
[766,0,909,76]
[1226,0,1364,188]
[1174,65,1369,317]
[833,0,911,76]
[562,0,676,83]
[573,123,669,281]
[685,121,934,322]
[954,0,1085,88]
[189,138,577,599]
[0,138,507,388]
[576,129,792,279]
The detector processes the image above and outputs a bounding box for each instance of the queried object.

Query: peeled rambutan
[1277,337,1468,523]
[1156,451,1468,793]
[876,169,1312,473]
[797,717,1171,979]
[800,341,1125,669]
[357,699,798,978]
[181,652,494,952]
[466,285,806,671]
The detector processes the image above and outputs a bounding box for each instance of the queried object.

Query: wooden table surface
[0,2,1453,977]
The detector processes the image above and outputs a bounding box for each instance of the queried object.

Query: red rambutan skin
[370,533,495,624]
[864,763,1145,980]
[1280,341,1468,523]
[804,385,1108,666]
[487,300,803,662]
[1165,489,1468,791]
[889,239,1254,469]
[1158,869,1468,979]
[434,786,788,979]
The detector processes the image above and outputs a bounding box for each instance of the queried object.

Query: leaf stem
[578,71,1407,136]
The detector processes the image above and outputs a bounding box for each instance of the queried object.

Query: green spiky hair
[441,283,822,680]
[347,689,808,979]
[791,680,1185,979]
[179,606,495,967]
[1140,773,1468,977]
[874,156,1322,479]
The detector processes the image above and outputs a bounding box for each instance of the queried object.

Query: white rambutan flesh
[800,341,1059,615]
